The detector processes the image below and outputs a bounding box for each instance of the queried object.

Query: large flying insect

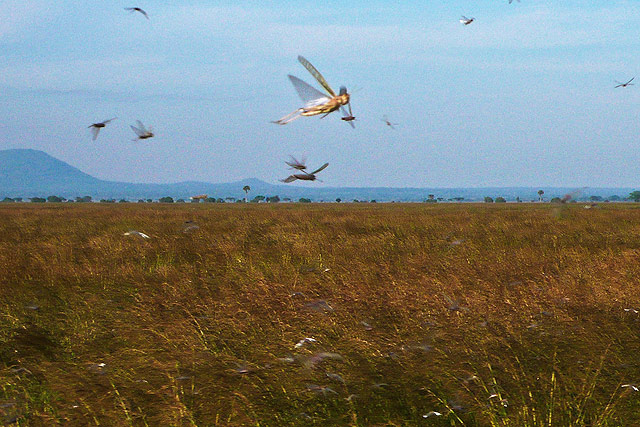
[273,56,354,128]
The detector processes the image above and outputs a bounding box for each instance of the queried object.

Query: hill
[0,149,634,201]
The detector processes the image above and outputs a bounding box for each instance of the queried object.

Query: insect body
[274,56,353,126]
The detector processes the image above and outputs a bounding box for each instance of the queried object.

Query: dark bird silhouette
[460,16,475,25]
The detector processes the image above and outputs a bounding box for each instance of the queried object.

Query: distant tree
[437,197,444,201]
[225,197,236,202]
[550,197,562,203]
[589,195,603,202]
[2,197,14,203]
[425,194,437,203]
[146,199,153,203]
[516,197,521,203]
[204,197,216,203]
[495,197,506,203]
[299,198,311,203]
[76,196,92,203]
[335,198,341,203]
[243,185,251,202]
[609,195,621,201]
[452,197,464,202]
[47,196,63,203]
[484,196,494,203]
[159,196,174,203]
[353,199,359,203]
[370,200,377,203]
[30,197,46,203]
[283,197,291,202]
[267,195,280,203]
[138,199,146,203]
[251,195,265,203]
[538,190,544,202]
[235,199,243,203]
[176,199,185,203]
[14,198,22,202]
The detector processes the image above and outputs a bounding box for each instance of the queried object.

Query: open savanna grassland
[2,203,640,426]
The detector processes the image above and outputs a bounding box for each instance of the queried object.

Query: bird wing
[90,127,100,141]
[288,75,330,108]
[138,8,149,19]
[310,162,329,175]
[297,56,336,97]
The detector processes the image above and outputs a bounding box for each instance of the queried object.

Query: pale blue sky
[2,1,640,187]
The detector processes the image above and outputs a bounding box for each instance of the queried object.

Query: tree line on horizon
[1,191,640,204]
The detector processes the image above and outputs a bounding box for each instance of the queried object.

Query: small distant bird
[130,120,154,141]
[624,308,639,314]
[423,411,442,418]
[381,115,398,129]
[281,162,329,183]
[124,230,150,239]
[460,16,475,25]
[622,384,640,391]
[88,117,117,141]
[125,7,149,19]
[294,337,318,348]
[615,77,635,88]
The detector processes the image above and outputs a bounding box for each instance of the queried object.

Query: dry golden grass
[1,203,640,426]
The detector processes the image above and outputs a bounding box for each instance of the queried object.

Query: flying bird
[88,118,117,141]
[460,16,474,25]
[281,161,329,183]
[273,56,353,126]
[130,120,154,141]
[125,7,149,19]
[381,115,398,129]
[615,77,635,88]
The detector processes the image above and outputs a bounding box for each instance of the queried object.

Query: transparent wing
[310,162,329,175]
[130,125,145,136]
[285,155,306,170]
[102,117,117,125]
[90,127,100,141]
[288,75,330,108]
[281,176,297,183]
[297,56,336,97]
[135,120,148,132]
[340,107,355,128]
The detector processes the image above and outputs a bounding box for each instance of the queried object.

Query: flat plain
[1,203,640,426]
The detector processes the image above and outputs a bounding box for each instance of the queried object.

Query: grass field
[1,203,640,426]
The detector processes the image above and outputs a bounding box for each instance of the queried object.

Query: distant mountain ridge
[0,149,635,201]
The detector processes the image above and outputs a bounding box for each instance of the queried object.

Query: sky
[2,0,640,188]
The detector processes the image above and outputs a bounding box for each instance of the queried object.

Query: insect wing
[340,107,355,128]
[135,120,149,133]
[286,155,306,170]
[297,56,336,97]
[90,127,100,141]
[281,175,297,183]
[288,75,330,108]
[310,162,329,175]
[102,117,117,125]
[131,124,145,136]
